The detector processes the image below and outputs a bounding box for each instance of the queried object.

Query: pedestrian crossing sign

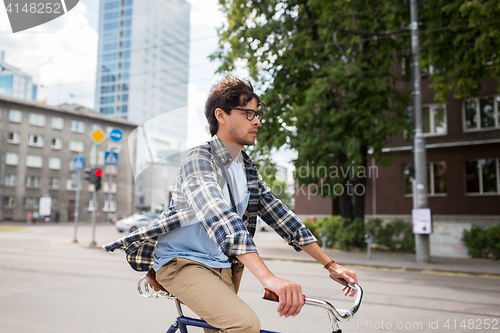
[73,156,84,170]
[104,151,119,165]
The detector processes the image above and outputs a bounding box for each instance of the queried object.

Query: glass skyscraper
[95,0,190,132]
[95,0,190,212]
[0,51,37,101]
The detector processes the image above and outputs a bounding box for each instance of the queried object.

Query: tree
[419,0,500,101]
[213,0,411,220]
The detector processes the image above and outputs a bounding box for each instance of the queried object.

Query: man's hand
[262,276,305,317]
[236,252,305,318]
[328,263,358,297]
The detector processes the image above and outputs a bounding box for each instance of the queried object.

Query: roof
[0,94,138,128]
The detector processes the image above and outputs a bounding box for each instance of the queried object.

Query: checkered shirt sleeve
[257,174,317,251]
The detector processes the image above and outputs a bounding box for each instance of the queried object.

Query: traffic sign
[109,128,123,142]
[89,127,107,145]
[73,156,84,170]
[104,151,119,165]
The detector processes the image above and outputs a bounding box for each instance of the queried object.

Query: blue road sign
[73,156,84,170]
[104,151,119,165]
[109,128,123,142]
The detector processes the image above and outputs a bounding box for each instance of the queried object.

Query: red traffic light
[94,168,103,177]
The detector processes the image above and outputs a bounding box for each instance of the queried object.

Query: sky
[0,0,296,176]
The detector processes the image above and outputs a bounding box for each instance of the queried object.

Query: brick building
[294,77,500,257]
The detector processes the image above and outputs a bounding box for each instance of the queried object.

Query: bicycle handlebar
[262,278,363,322]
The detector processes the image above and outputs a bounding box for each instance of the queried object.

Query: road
[0,223,499,333]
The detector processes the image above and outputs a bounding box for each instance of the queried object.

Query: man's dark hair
[205,75,265,136]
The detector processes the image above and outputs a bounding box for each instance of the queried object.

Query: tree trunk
[353,147,368,220]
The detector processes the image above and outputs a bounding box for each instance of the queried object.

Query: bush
[304,216,414,252]
[303,216,364,251]
[365,218,415,252]
[462,224,500,259]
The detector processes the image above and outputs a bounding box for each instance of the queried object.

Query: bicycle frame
[138,274,363,333]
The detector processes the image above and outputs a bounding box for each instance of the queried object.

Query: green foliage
[420,0,500,101]
[213,0,413,220]
[249,147,293,207]
[365,218,415,252]
[303,215,364,251]
[462,224,500,259]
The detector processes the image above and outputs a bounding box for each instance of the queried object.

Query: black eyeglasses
[230,107,263,121]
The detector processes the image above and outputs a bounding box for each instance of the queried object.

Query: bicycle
[138,269,364,333]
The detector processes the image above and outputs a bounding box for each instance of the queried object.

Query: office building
[94,0,190,212]
[0,51,37,101]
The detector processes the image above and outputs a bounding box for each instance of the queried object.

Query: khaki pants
[156,258,260,333]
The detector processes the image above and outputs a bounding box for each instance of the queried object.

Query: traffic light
[84,168,92,183]
[84,167,102,191]
[94,168,102,191]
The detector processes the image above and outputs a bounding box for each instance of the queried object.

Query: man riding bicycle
[104,76,358,333]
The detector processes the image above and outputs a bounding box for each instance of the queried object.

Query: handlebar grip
[262,288,280,302]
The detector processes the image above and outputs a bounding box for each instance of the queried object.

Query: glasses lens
[246,110,256,120]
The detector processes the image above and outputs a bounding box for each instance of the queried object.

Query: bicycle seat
[146,269,168,293]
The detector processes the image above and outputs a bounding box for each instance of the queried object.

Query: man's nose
[252,116,261,126]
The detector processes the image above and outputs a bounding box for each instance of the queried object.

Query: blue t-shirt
[153,159,250,271]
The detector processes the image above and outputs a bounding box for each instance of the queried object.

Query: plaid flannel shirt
[103,135,316,271]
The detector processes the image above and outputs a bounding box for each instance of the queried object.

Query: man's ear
[215,108,226,125]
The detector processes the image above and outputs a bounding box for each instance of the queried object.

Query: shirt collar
[210,135,257,168]
[210,135,236,167]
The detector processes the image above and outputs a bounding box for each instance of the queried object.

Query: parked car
[115,214,153,233]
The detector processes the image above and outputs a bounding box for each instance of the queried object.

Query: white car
[115,214,153,233]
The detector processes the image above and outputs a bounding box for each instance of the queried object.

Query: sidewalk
[253,230,500,277]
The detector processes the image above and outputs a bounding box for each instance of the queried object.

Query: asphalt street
[0,223,499,333]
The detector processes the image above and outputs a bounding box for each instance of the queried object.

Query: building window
[26,176,42,188]
[404,162,447,196]
[464,96,500,131]
[101,85,115,93]
[49,177,60,189]
[100,107,114,115]
[103,200,117,212]
[26,155,43,168]
[104,21,119,31]
[422,104,447,135]
[48,157,62,170]
[70,120,85,133]
[28,134,44,147]
[121,94,128,102]
[67,173,78,191]
[25,197,39,209]
[69,140,85,152]
[101,95,115,104]
[8,109,22,123]
[104,1,120,10]
[52,198,58,209]
[52,117,64,130]
[465,158,499,194]
[7,131,20,144]
[51,137,63,150]
[29,113,46,127]
[5,175,17,186]
[6,152,19,165]
[103,182,117,193]
[3,196,16,208]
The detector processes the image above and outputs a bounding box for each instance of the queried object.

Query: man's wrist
[323,258,336,271]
